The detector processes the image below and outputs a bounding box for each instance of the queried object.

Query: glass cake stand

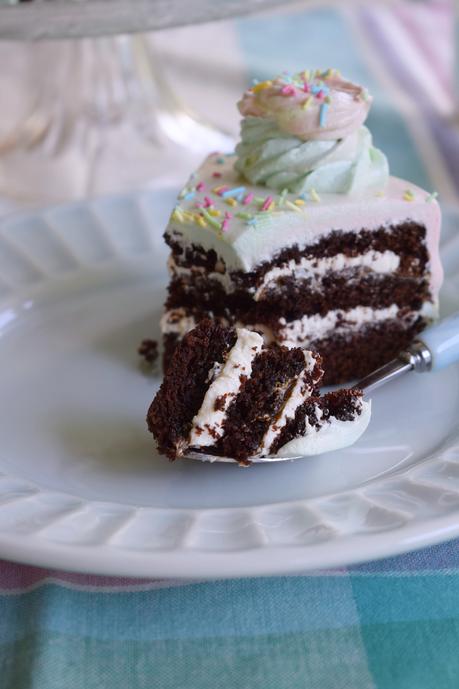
[0,0,290,205]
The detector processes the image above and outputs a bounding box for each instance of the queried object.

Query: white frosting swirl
[234,118,389,194]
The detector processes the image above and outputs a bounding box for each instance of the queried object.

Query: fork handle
[418,310,459,371]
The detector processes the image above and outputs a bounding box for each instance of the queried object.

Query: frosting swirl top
[238,69,371,141]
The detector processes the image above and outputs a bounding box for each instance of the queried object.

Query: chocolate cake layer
[316,316,425,384]
[147,320,237,459]
[165,273,431,321]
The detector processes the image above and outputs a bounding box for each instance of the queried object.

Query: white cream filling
[275,399,372,457]
[161,301,438,344]
[188,328,264,447]
[257,351,320,456]
[278,305,399,345]
[278,301,437,347]
[169,250,402,301]
[254,251,400,300]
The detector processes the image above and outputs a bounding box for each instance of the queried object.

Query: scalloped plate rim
[0,190,459,578]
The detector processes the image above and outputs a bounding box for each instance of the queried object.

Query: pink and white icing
[238,71,371,141]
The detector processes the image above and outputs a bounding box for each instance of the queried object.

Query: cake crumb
[138,339,159,365]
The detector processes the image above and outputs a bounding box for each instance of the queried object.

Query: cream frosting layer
[188,328,263,448]
[166,153,443,298]
[275,398,372,458]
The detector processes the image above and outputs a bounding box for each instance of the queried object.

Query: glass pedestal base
[0,34,234,205]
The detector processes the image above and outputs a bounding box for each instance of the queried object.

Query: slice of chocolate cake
[156,69,442,384]
[147,320,371,463]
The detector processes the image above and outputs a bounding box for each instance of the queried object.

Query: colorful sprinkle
[196,215,207,228]
[178,187,190,199]
[222,186,246,199]
[242,192,254,205]
[319,103,328,127]
[252,80,272,93]
[403,189,415,202]
[236,211,253,220]
[212,172,222,178]
[184,190,196,201]
[171,207,184,223]
[285,200,303,214]
[281,85,296,96]
[208,208,221,217]
[279,188,288,206]
[225,198,237,207]
[261,196,274,211]
[310,188,321,203]
[221,219,230,232]
[196,182,205,192]
[426,191,438,203]
[201,209,221,230]
[212,185,229,196]
[302,96,313,110]
[203,196,213,208]
[294,199,305,206]
[216,157,226,164]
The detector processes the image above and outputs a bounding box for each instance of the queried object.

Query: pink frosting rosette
[238,71,371,141]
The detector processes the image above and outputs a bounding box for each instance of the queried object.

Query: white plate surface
[1,190,459,578]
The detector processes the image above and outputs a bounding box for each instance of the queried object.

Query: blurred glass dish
[0,0,288,40]
[0,0,289,205]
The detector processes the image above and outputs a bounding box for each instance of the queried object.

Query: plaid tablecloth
[1,2,458,687]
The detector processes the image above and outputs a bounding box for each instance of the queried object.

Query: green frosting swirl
[234,117,389,194]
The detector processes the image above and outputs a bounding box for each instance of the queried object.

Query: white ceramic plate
[1,190,459,579]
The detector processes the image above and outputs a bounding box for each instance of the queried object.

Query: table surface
[1,2,458,687]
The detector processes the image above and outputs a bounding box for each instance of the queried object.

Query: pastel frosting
[235,119,388,195]
[235,69,389,195]
[238,71,371,141]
